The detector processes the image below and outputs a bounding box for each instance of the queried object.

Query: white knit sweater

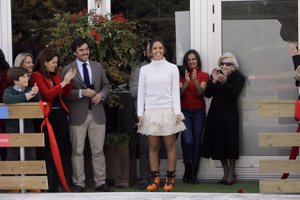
[137,58,181,117]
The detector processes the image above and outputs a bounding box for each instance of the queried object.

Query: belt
[51,106,60,110]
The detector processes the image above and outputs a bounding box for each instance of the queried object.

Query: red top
[30,71,72,113]
[180,68,209,109]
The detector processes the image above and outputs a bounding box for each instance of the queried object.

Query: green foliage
[46,10,151,90]
[105,132,137,145]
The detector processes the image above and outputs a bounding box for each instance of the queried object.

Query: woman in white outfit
[137,37,186,192]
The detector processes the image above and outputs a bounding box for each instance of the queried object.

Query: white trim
[137,156,300,180]
[88,0,111,15]
[0,0,12,67]
[190,1,209,73]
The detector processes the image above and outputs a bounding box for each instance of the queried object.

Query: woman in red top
[30,48,76,192]
[0,49,10,161]
[180,49,209,184]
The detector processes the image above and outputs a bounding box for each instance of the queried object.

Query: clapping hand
[28,83,39,99]
[184,70,190,82]
[64,68,76,84]
[290,43,300,57]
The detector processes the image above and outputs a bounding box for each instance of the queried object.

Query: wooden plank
[259,133,300,147]
[0,133,44,147]
[0,176,48,190]
[0,102,44,119]
[260,179,300,193]
[0,161,46,174]
[260,160,300,173]
[258,100,294,117]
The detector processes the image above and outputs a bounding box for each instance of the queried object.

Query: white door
[201,0,299,180]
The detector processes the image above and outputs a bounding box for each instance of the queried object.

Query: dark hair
[150,37,166,53]
[180,49,202,76]
[71,37,89,52]
[34,48,58,77]
[0,49,11,71]
[7,67,28,85]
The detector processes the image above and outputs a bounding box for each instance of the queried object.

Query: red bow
[39,100,70,192]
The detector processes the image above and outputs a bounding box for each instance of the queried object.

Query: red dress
[0,70,9,132]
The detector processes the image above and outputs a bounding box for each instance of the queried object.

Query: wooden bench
[0,103,48,191]
[258,100,300,193]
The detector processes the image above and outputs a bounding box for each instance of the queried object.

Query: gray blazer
[62,60,109,125]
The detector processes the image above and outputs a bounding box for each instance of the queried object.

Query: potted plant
[104,132,137,187]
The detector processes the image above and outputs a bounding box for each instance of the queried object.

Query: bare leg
[148,136,161,171]
[163,134,177,171]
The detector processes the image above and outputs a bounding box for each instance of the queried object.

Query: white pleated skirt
[137,108,186,136]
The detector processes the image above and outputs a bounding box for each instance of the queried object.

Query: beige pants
[70,111,106,188]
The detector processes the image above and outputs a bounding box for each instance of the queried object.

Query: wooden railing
[258,100,300,193]
[0,103,48,191]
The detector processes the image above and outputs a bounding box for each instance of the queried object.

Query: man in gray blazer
[62,38,111,192]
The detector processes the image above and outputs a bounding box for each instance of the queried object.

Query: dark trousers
[181,109,206,174]
[43,108,71,190]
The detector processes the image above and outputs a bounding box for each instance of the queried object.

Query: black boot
[182,162,192,183]
[191,168,199,184]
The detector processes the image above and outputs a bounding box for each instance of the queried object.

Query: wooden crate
[258,100,300,194]
[0,103,48,191]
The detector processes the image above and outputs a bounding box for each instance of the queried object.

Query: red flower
[90,29,101,43]
[112,13,127,23]
[80,9,87,15]
[70,13,77,22]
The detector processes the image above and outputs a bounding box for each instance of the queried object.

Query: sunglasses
[220,62,234,67]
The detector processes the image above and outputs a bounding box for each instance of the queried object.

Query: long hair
[34,48,58,77]
[180,49,202,76]
[0,49,11,71]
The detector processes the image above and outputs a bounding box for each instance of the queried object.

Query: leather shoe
[75,185,85,192]
[138,179,149,190]
[95,183,113,192]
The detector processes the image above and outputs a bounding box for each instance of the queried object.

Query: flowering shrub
[46,10,151,105]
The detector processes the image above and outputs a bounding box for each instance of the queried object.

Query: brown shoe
[28,189,41,193]
[8,190,21,193]
[75,185,85,193]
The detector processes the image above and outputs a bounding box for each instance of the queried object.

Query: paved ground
[1,192,300,200]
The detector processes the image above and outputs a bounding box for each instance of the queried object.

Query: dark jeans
[181,108,206,173]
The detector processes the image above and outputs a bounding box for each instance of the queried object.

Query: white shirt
[137,58,181,117]
[76,59,92,84]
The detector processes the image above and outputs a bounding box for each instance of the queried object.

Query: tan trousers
[70,111,106,188]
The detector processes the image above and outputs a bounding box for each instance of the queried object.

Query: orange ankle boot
[164,171,175,192]
[147,171,160,192]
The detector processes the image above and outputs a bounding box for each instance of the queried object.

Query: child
[2,67,41,193]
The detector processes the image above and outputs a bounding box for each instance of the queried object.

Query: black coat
[292,55,300,87]
[200,70,245,160]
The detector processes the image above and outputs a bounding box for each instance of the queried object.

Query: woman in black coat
[200,52,245,185]
[290,43,300,88]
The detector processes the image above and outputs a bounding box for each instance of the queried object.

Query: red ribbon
[281,100,300,179]
[39,101,70,192]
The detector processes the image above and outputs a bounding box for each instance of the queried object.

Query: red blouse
[30,71,72,113]
[180,68,209,109]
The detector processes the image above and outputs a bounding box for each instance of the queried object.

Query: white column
[0,0,13,67]
[190,0,209,72]
[88,0,111,15]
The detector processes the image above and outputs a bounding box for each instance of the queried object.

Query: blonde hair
[14,53,33,68]
[217,52,240,70]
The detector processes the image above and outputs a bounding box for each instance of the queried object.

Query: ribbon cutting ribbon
[39,100,70,192]
[281,100,300,179]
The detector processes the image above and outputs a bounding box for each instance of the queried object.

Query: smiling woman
[30,48,76,192]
